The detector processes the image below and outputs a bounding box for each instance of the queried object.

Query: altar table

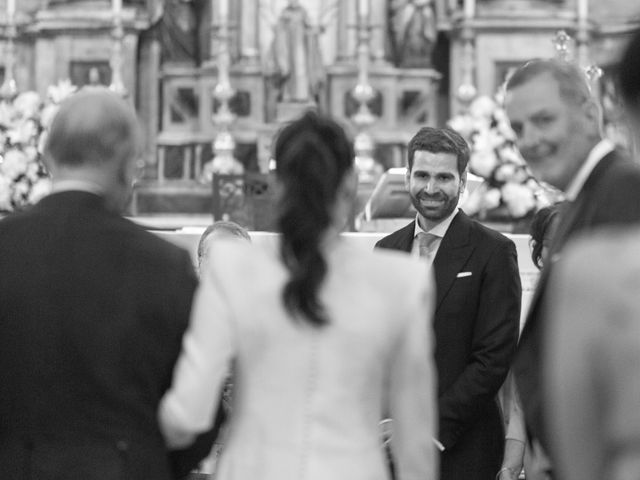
[152,229,537,330]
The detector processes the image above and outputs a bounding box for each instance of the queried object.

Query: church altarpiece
[1,0,639,217]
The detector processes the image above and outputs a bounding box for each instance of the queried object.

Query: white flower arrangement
[448,94,560,221]
[0,80,77,212]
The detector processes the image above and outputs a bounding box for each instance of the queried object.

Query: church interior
[1,0,639,232]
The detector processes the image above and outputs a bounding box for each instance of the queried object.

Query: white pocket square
[457,271,472,278]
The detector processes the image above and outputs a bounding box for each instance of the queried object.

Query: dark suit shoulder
[99,215,195,270]
[587,150,640,225]
[374,221,415,250]
[468,217,515,246]
[603,153,640,184]
[455,211,516,251]
[586,149,640,189]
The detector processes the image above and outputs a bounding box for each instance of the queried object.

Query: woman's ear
[331,169,358,232]
[338,168,358,202]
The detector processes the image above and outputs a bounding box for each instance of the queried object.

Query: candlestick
[109,0,127,96]
[456,22,477,113]
[464,0,475,19]
[202,0,242,180]
[351,0,377,184]
[7,0,15,18]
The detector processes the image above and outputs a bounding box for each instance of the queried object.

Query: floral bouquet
[0,80,77,213]
[448,95,561,222]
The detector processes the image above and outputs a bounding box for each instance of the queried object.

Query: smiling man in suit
[503,59,640,477]
[376,126,521,480]
[525,36,640,480]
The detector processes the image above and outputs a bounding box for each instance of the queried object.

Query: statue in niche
[388,0,437,68]
[143,0,210,65]
[264,0,325,103]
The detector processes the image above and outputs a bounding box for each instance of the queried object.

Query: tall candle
[7,0,15,18]
[577,0,588,21]
[464,0,475,19]
[219,0,229,21]
[112,0,122,15]
[357,0,369,19]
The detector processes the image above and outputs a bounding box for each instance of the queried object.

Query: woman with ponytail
[160,112,438,480]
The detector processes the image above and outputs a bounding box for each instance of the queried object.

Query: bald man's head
[44,87,141,211]
[45,87,141,170]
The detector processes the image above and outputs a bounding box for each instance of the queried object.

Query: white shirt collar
[564,138,615,201]
[51,179,105,196]
[413,208,459,239]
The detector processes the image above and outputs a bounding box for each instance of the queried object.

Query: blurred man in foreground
[504,58,640,476]
[0,88,206,480]
[544,28,640,480]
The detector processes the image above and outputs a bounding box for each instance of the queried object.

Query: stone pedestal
[328,65,440,129]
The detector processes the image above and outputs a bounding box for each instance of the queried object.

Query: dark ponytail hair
[274,112,355,327]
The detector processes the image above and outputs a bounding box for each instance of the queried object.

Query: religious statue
[388,0,437,68]
[264,0,325,103]
[145,0,210,65]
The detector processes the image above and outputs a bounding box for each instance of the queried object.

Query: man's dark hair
[407,126,470,175]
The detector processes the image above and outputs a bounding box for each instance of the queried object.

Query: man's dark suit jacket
[513,149,640,454]
[0,191,212,480]
[376,210,521,480]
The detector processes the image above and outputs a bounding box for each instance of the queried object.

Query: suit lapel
[386,221,416,253]
[551,154,615,255]
[433,212,475,312]
[546,194,584,264]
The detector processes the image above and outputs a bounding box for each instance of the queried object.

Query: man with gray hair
[540,29,640,480]
[504,58,640,475]
[0,88,212,480]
